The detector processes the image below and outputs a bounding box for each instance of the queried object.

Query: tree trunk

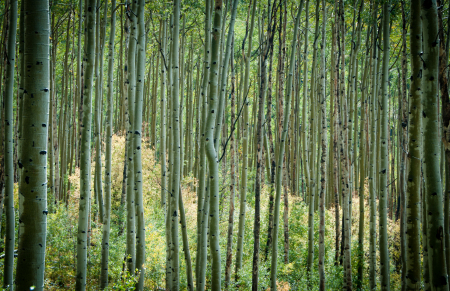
[125,0,137,275]
[422,0,449,289]
[270,2,302,289]
[134,0,146,288]
[195,0,212,288]
[16,1,50,289]
[169,0,182,288]
[235,0,256,281]
[318,0,327,288]
[368,3,379,289]
[405,0,422,288]
[3,0,17,287]
[379,3,391,290]
[100,1,116,288]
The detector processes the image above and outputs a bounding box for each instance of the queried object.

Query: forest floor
[3,135,402,290]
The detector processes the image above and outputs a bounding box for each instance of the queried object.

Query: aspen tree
[94,0,107,222]
[179,16,186,179]
[263,1,278,260]
[252,2,276,289]
[196,0,212,287]
[350,1,364,208]
[100,0,116,288]
[59,12,71,202]
[75,0,95,289]
[398,36,408,287]
[225,47,237,289]
[126,0,137,274]
[357,29,371,290]
[203,0,223,288]
[301,0,311,251]
[48,1,55,202]
[369,3,379,289]
[134,0,146,288]
[307,0,321,275]
[437,0,450,282]
[318,0,327,288]
[235,0,256,280]
[3,0,17,288]
[270,2,303,289]
[422,0,449,289]
[223,0,239,287]
[160,19,167,208]
[337,0,352,287]
[379,3,391,289]
[168,0,182,288]
[15,0,50,289]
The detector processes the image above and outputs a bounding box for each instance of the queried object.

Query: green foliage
[27,135,405,289]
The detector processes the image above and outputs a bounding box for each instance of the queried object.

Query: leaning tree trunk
[3,0,17,288]
[15,0,50,290]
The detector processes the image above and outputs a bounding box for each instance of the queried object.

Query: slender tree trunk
[75,1,95,289]
[134,0,146,288]
[307,0,321,275]
[100,1,116,288]
[225,35,237,291]
[3,0,17,288]
[318,0,327,289]
[399,2,408,290]
[251,2,276,288]
[195,0,212,287]
[235,0,256,281]
[369,3,379,288]
[378,3,391,290]
[169,0,182,288]
[357,23,370,290]
[125,0,137,275]
[204,1,223,288]
[270,2,302,289]
[94,0,106,222]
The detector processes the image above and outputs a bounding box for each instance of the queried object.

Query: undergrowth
[0,135,402,290]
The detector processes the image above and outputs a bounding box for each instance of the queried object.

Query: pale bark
[16,1,50,289]
[3,0,17,288]
[75,1,95,289]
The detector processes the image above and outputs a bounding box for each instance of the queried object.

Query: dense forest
[0,0,449,290]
